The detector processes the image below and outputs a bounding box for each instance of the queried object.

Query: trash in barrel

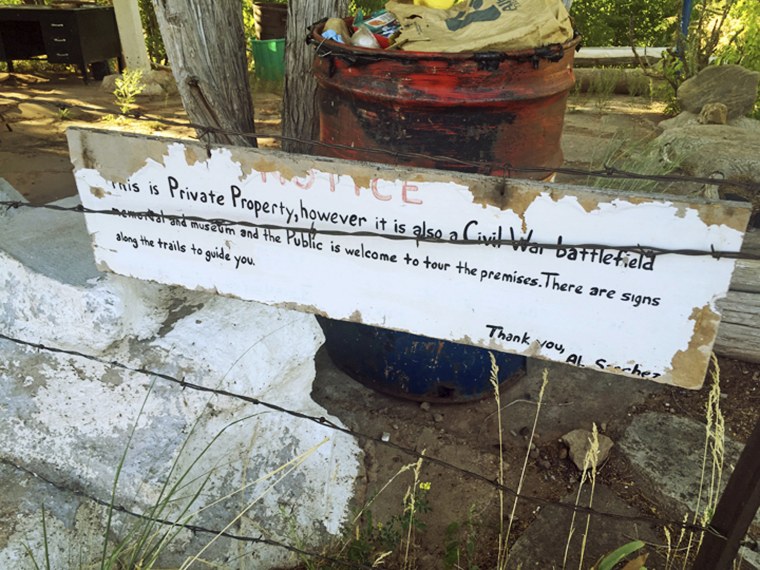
[309,1,579,177]
[308,0,579,402]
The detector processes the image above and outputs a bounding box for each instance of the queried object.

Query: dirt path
[0,71,282,203]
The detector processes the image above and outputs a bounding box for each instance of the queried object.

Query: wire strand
[3,93,760,193]
[1,200,757,261]
[0,331,727,540]
[3,459,372,570]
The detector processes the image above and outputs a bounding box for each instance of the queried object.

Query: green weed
[443,505,481,570]
[113,69,145,115]
[593,540,647,570]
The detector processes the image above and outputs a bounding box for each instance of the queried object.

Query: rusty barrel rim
[308,18,581,68]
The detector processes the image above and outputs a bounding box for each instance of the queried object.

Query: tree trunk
[281,0,348,154]
[151,0,256,147]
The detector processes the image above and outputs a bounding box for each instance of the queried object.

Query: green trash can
[251,38,285,82]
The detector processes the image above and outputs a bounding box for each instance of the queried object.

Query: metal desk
[0,5,122,83]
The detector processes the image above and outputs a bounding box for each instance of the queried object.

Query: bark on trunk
[151,0,257,147]
[281,0,348,154]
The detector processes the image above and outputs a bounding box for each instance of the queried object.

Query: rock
[699,102,728,124]
[420,401,431,411]
[559,446,568,460]
[508,484,659,568]
[538,459,552,470]
[659,111,700,130]
[0,462,112,568]
[561,429,614,471]
[652,124,760,205]
[143,69,178,95]
[731,116,760,132]
[618,412,758,525]
[677,64,760,119]
[137,82,165,98]
[433,413,444,423]
[100,73,119,92]
[740,542,760,570]
[661,111,760,131]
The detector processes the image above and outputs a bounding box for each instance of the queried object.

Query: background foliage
[717,0,760,71]
[569,0,681,47]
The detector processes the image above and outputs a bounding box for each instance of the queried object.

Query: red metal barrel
[308,25,579,401]
[309,22,580,177]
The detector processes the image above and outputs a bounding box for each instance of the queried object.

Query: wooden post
[692,414,760,569]
[151,0,256,148]
[281,0,348,154]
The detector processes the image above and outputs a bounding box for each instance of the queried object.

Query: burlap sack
[387,0,574,53]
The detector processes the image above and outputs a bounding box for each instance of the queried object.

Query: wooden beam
[714,229,760,363]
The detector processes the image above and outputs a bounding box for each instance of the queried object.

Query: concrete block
[619,412,756,525]
[0,201,362,567]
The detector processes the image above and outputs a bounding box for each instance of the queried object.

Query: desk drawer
[41,21,80,62]
[44,38,82,63]
[44,20,76,37]
[47,49,81,63]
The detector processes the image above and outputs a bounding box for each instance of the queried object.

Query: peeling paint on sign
[67,127,751,389]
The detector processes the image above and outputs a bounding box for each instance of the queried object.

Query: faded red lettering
[370,178,391,201]
[402,182,423,205]
[294,170,315,190]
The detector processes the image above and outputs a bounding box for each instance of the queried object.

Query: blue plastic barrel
[318,318,526,403]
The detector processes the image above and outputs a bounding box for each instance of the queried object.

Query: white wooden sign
[68,128,751,389]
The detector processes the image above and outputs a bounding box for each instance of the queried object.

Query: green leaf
[597,540,646,570]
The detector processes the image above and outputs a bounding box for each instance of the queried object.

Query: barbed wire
[4,459,372,570]
[0,331,727,541]
[2,93,760,193]
[1,200,757,262]
[0,86,744,552]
